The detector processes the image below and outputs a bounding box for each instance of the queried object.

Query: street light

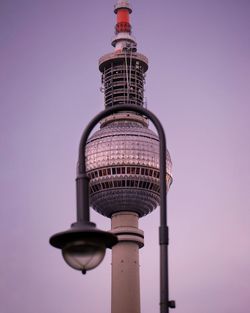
[49,104,175,311]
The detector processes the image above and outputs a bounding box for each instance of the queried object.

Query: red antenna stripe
[117,9,130,24]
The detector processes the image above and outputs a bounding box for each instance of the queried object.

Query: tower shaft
[111,212,144,313]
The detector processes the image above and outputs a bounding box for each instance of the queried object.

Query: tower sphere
[86,113,172,217]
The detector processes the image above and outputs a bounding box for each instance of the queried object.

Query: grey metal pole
[77,104,174,312]
[76,174,90,223]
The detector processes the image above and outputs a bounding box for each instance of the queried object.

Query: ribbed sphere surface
[85,119,172,217]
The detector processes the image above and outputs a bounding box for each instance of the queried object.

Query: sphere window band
[88,166,161,179]
[89,180,161,194]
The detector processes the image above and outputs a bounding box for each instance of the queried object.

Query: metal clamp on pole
[159,225,169,245]
[168,300,176,309]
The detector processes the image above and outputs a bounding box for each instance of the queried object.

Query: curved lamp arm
[76,104,175,312]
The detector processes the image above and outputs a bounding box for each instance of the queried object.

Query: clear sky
[1,1,250,313]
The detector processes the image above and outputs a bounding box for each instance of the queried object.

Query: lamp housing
[50,222,117,274]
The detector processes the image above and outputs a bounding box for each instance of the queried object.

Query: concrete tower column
[111,211,144,313]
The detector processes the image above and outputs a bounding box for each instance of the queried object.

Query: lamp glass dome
[62,240,106,272]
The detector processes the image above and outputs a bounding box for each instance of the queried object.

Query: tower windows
[88,167,160,179]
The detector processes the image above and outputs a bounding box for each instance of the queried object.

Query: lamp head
[50,222,117,274]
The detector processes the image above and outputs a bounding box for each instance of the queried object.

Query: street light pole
[50,103,175,311]
[76,104,175,312]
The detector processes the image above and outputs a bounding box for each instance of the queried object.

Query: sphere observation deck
[86,114,172,217]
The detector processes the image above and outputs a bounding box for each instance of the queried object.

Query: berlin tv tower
[85,1,173,313]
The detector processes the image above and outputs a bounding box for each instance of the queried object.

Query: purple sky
[1,0,250,313]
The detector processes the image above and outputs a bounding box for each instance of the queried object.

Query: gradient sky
[1,1,250,313]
